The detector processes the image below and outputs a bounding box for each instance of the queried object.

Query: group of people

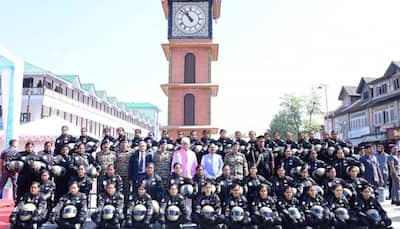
[1,125,396,229]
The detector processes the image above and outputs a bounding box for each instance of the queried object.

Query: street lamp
[317,84,329,115]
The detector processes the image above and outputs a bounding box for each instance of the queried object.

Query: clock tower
[160,0,221,139]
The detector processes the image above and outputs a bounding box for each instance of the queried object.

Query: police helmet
[8,160,24,172]
[311,205,324,219]
[314,144,322,152]
[231,206,245,222]
[292,187,298,196]
[292,148,299,155]
[342,188,352,199]
[260,207,273,220]
[203,145,209,152]
[102,205,115,220]
[19,203,36,221]
[290,166,302,177]
[359,164,365,174]
[288,207,301,220]
[343,147,351,156]
[194,145,203,153]
[167,144,174,151]
[327,146,336,156]
[335,207,350,221]
[133,204,147,221]
[224,144,232,153]
[180,184,194,196]
[201,205,215,219]
[239,145,246,151]
[366,209,381,223]
[152,200,160,215]
[166,205,181,221]
[315,186,324,196]
[51,165,67,177]
[202,184,217,194]
[67,143,76,151]
[62,205,78,219]
[32,161,46,174]
[312,168,326,179]
[86,165,98,178]
[152,146,158,152]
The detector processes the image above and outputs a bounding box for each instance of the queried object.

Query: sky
[1,0,400,135]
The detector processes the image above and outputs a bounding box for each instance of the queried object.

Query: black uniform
[10,192,47,229]
[322,177,347,199]
[277,197,306,229]
[136,173,163,201]
[69,175,93,197]
[76,135,99,153]
[300,194,332,228]
[15,151,37,200]
[54,134,76,155]
[332,157,358,179]
[224,195,251,229]
[35,151,54,173]
[215,174,236,208]
[280,155,304,175]
[98,174,123,195]
[53,154,74,202]
[272,175,295,197]
[131,136,144,149]
[248,147,274,181]
[353,196,392,228]
[192,174,206,198]
[328,195,358,229]
[251,196,282,229]
[125,193,153,229]
[193,193,224,229]
[51,192,87,228]
[159,194,190,229]
[91,192,124,229]
[167,172,193,196]
[243,175,273,204]
[216,137,233,159]
[39,180,55,214]
[71,152,97,171]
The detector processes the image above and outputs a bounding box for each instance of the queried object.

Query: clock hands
[180,9,194,23]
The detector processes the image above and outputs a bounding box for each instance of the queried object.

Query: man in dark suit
[128,140,153,193]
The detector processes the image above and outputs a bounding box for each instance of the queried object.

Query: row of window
[362,78,400,100]
[349,107,397,130]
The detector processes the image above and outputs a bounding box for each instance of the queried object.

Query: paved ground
[382,200,400,229]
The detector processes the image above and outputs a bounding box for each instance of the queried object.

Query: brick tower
[160,0,221,138]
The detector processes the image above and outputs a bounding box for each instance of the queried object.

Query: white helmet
[8,160,24,172]
[180,184,194,196]
[195,145,203,153]
[260,207,273,220]
[19,203,36,221]
[315,186,324,196]
[32,161,46,174]
[343,147,350,155]
[152,146,158,152]
[328,146,335,156]
[314,144,322,152]
[312,168,326,179]
[335,207,350,221]
[86,165,98,178]
[201,205,215,219]
[166,205,181,221]
[62,205,78,219]
[366,209,381,223]
[52,165,67,177]
[133,204,147,221]
[231,206,245,222]
[288,207,301,220]
[102,205,116,220]
[167,144,174,151]
[342,188,352,199]
[152,200,160,215]
[311,205,324,219]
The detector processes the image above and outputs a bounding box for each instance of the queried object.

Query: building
[0,61,160,149]
[328,61,400,147]
[160,0,221,139]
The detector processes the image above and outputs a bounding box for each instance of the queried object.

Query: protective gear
[231,206,244,222]
[343,147,350,156]
[152,200,160,215]
[288,207,301,220]
[328,146,335,156]
[52,165,67,177]
[366,209,381,223]
[19,203,36,221]
[166,205,181,221]
[335,207,350,221]
[201,205,215,218]
[133,204,147,221]
[31,161,46,174]
[314,144,322,152]
[260,207,273,221]
[312,168,326,179]
[102,205,116,220]
[343,188,352,199]
[86,165,98,178]
[62,205,78,219]
[315,186,324,197]
[8,160,24,172]
[311,205,324,219]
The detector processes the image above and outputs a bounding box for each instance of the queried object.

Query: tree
[279,94,303,134]
[269,111,298,138]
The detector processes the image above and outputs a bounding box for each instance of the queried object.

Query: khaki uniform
[224,151,249,180]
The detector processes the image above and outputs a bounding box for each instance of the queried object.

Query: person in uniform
[92,182,124,229]
[192,181,224,229]
[277,186,306,229]
[354,185,392,229]
[167,162,193,196]
[98,164,123,194]
[215,129,232,159]
[272,165,295,197]
[251,184,282,229]
[53,145,74,202]
[96,141,117,176]
[192,165,207,200]
[300,185,332,229]
[360,145,384,188]
[10,181,47,229]
[249,136,274,180]
[115,139,133,205]
[224,141,249,181]
[332,148,359,179]
[70,165,93,199]
[280,148,304,175]
[215,165,237,208]
[54,125,76,155]
[322,167,347,199]
[246,131,258,155]
[125,183,153,229]
[328,184,359,229]
[114,127,128,151]
[76,127,99,154]
[388,145,400,205]
[159,184,190,229]
[72,143,97,175]
[224,183,252,229]
[51,182,88,229]
[264,132,278,152]
[153,140,173,187]
[131,129,144,150]
[233,131,248,153]
[308,131,321,145]
[0,139,18,200]
[306,150,327,184]
[136,163,163,201]
[244,164,273,204]
[285,132,299,150]
[101,127,116,147]
[200,129,213,151]
[159,129,174,146]
[15,141,37,200]
[39,170,55,215]
[36,141,54,174]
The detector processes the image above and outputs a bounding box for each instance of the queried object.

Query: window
[184,93,195,125]
[184,53,196,83]
[362,91,369,100]
[394,78,400,90]
[374,111,383,125]
[20,113,31,123]
[350,114,367,130]
[377,83,388,95]
[23,78,33,88]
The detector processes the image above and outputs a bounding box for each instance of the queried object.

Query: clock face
[170,1,210,38]
[175,5,206,34]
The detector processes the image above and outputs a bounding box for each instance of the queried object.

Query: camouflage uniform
[116,149,134,205]
[152,150,172,186]
[96,150,117,175]
[224,151,249,181]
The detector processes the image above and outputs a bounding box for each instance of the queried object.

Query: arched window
[184,53,196,83]
[184,94,195,125]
